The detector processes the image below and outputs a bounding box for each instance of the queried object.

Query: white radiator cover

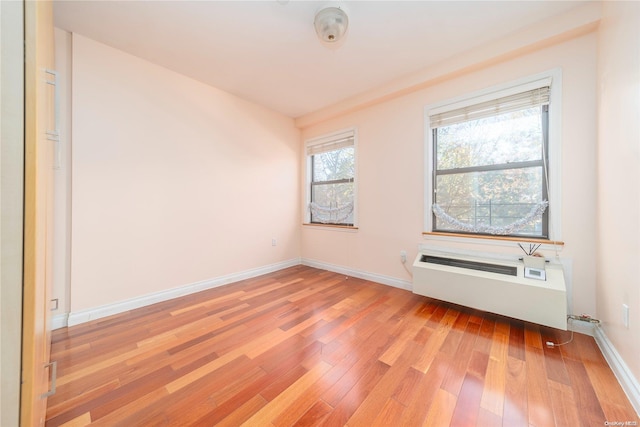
[412,250,567,330]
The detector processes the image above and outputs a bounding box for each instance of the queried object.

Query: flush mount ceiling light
[314,6,349,44]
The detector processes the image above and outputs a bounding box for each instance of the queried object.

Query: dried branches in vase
[518,243,546,269]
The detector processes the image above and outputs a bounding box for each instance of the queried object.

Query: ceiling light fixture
[314,6,349,45]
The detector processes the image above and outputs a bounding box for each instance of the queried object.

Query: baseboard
[64,258,410,328]
[300,259,638,416]
[301,258,412,291]
[53,257,640,417]
[51,313,69,330]
[593,325,640,417]
[66,258,301,327]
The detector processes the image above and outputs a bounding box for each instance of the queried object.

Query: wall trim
[55,257,639,417]
[51,313,69,330]
[65,258,301,327]
[593,325,640,417]
[63,258,411,329]
[301,258,412,291]
[300,258,639,416]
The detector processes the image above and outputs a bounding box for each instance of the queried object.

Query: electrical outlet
[272,238,277,247]
[623,304,629,328]
[400,250,407,263]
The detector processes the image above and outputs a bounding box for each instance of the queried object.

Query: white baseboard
[51,313,69,330]
[299,258,638,416]
[301,258,412,291]
[52,257,640,417]
[66,258,301,327]
[593,325,640,417]
[61,258,410,329]
[488,303,639,415]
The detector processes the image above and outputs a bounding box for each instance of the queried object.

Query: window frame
[304,128,358,227]
[424,70,562,241]
[431,104,550,238]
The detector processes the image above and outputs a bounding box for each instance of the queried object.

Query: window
[305,129,356,226]
[428,79,553,238]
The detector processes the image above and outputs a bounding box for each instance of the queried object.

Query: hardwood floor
[46,265,638,426]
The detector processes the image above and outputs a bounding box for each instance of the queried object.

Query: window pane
[312,182,354,208]
[311,182,354,224]
[312,147,354,182]
[435,167,544,236]
[436,107,543,170]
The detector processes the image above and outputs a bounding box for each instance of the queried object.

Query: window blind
[306,130,355,156]
[430,86,550,128]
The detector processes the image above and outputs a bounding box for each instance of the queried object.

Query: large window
[428,80,552,238]
[305,130,356,226]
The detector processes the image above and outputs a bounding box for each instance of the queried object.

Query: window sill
[423,231,564,249]
[303,223,359,231]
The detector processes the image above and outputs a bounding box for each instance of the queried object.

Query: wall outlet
[623,303,629,328]
[272,238,277,247]
[400,250,407,263]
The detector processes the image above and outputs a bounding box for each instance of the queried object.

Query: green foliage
[434,107,547,236]
[312,147,354,182]
[436,107,543,169]
[311,147,355,224]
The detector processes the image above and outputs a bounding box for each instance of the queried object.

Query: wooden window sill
[423,231,564,246]
[303,223,359,230]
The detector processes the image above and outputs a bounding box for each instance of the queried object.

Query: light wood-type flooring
[46,265,638,426]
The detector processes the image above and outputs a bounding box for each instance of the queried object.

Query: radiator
[412,250,567,330]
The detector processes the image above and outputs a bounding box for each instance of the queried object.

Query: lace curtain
[309,202,354,224]
[432,201,548,235]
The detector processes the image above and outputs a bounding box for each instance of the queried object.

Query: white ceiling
[53,1,589,118]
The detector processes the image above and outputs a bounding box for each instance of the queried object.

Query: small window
[428,82,551,238]
[305,130,356,226]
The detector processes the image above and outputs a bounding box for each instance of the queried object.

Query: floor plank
[46,265,638,426]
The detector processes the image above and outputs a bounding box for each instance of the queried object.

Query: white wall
[52,28,72,322]
[596,0,640,387]
[300,32,598,317]
[69,34,300,314]
[0,1,24,425]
